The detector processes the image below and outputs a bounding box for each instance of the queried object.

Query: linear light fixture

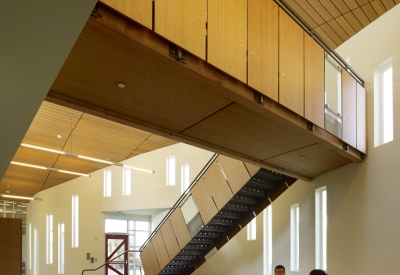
[1,194,43,201]
[21,143,155,173]
[11,161,90,177]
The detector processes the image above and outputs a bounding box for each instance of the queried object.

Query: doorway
[105,234,128,275]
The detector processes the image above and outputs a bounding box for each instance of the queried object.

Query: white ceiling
[0,0,97,182]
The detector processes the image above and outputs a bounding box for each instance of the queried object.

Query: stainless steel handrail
[139,153,219,251]
[82,249,141,275]
[325,104,341,119]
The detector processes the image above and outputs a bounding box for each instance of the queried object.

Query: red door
[105,234,128,275]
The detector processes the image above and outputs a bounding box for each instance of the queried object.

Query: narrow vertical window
[104,170,112,197]
[72,195,79,248]
[166,156,176,186]
[290,204,299,272]
[181,164,190,193]
[263,205,272,275]
[374,58,393,146]
[46,214,53,264]
[123,168,131,196]
[315,187,327,271]
[29,222,32,270]
[58,223,65,274]
[247,217,257,240]
[33,228,39,275]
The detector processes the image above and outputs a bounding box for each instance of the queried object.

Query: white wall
[27,143,214,275]
[194,4,400,275]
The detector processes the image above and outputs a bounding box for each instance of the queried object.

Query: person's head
[309,269,328,275]
[275,265,285,275]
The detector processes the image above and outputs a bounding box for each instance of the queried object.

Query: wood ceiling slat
[343,0,362,9]
[343,11,364,31]
[314,27,338,48]
[329,0,351,14]
[370,0,388,15]
[356,0,369,5]
[319,23,344,45]
[128,135,178,159]
[12,147,58,167]
[335,16,357,36]
[285,0,318,28]
[395,0,400,4]
[352,7,371,27]
[361,3,379,21]
[380,0,396,9]
[293,0,326,25]
[53,155,108,174]
[304,0,334,21]
[318,0,342,18]
[327,19,351,41]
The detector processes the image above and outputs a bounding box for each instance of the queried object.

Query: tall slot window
[58,223,65,274]
[166,156,176,186]
[46,214,53,264]
[72,195,79,248]
[263,205,272,275]
[29,222,32,270]
[181,164,190,193]
[104,170,112,197]
[247,217,257,240]
[34,228,39,275]
[123,168,131,196]
[290,204,299,272]
[315,187,327,271]
[375,58,393,146]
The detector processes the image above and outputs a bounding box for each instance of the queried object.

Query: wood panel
[361,3,379,22]
[0,218,22,275]
[191,178,218,224]
[151,232,170,270]
[160,220,181,260]
[342,68,357,148]
[128,134,178,158]
[335,16,357,37]
[208,0,247,82]
[244,162,261,177]
[327,19,350,41]
[279,9,304,116]
[352,7,371,27]
[202,162,233,210]
[371,0,387,16]
[217,155,251,194]
[304,34,325,129]
[248,0,279,101]
[169,208,192,249]
[357,83,367,153]
[140,242,161,275]
[100,0,152,29]
[155,0,206,59]
[284,0,318,28]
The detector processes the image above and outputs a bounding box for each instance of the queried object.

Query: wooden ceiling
[282,0,399,48]
[0,101,178,197]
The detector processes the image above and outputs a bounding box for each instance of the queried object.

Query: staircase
[140,154,297,275]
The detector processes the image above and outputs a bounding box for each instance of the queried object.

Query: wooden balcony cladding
[152,232,170,270]
[155,0,206,59]
[169,208,192,249]
[100,0,152,29]
[160,220,181,261]
[304,33,325,129]
[248,0,279,101]
[217,155,251,194]
[342,68,357,148]
[279,8,304,116]
[140,241,161,275]
[357,83,367,153]
[208,0,247,82]
[0,219,22,275]
[191,178,219,224]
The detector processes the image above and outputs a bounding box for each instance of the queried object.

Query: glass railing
[325,53,342,139]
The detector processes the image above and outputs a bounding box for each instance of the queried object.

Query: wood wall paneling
[244,162,261,177]
[208,0,247,82]
[191,178,219,224]
[169,208,192,249]
[357,83,367,153]
[279,9,305,116]
[155,0,206,59]
[217,155,251,194]
[304,34,325,129]
[140,242,161,275]
[248,0,279,101]
[100,0,153,29]
[202,162,233,210]
[342,68,357,148]
[160,220,181,261]
[151,233,170,270]
[0,218,22,275]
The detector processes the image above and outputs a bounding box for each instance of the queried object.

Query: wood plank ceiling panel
[319,23,344,45]
[327,19,351,41]
[370,0,388,16]
[314,27,338,48]
[284,0,318,28]
[51,19,234,133]
[361,3,379,21]
[352,7,371,27]
[335,16,357,36]
[330,0,351,14]
[381,0,396,9]
[11,147,58,167]
[128,134,178,158]
[343,11,364,32]
[182,103,317,160]
[343,0,362,9]
[319,0,342,18]
[294,0,326,25]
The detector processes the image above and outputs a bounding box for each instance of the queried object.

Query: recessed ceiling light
[57,134,63,139]
[118,83,126,88]
[300,156,305,159]
[6,191,10,193]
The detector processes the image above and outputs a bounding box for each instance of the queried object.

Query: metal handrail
[275,0,365,86]
[325,104,341,119]
[139,153,219,251]
[82,249,141,275]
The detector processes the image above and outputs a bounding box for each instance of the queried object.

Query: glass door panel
[106,234,128,275]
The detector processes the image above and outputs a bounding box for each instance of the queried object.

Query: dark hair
[310,269,328,275]
[275,265,285,272]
